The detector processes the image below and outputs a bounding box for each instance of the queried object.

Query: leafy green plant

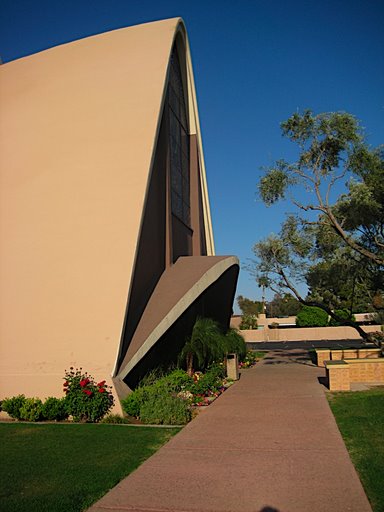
[19,398,44,422]
[190,364,224,395]
[329,309,356,326]
[139,393,191,425]
[121,385,154,418]
[239,350,266,368]
[122,369,194,419]
[1,395,26,420]
[100,414,130,424]
[179,317,227,375]
[160,369,194,392]
[239,314,258,330]
[296,306,329,327]
[63,368,114,422]
[41,397,69,421]
[179,318,247,376]
[225,329,246,358]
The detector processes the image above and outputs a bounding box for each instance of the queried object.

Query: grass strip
[253,351,267,358]
[328,388,384,512]
[0,423,180,512]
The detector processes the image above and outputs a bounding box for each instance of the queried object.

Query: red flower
[63,381,69,387]
[82,389,92,396]
[97,380,106,387]
[80,378,90,387]
[98,388,106,393]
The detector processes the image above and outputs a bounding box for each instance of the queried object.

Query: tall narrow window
[168,47,190,227]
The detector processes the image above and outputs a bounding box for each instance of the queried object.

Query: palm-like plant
[225,328,246,359]
[179,318,227,376]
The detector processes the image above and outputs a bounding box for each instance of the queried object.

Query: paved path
[88,349,372,512]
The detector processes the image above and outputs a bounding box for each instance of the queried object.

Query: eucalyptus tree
[258,110,383,266]
[252,110,383,345]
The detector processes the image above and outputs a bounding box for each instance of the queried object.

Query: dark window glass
[168,47,190,227]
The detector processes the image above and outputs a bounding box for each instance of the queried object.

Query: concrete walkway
[88,349,372,512]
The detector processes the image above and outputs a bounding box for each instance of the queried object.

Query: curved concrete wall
[0,18,237,409]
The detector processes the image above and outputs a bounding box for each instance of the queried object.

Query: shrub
[329,309,356,327]
[239,314,258,330]
[121,369,194,418]
[160,369,194,392]
[122,369,194,419]
[41,397,69,421]
[225,329,246,359]
[190,364,224,395]
[2,395,26,420]
[121,386,153,418]
[296,306,329,327]
[63,368,114,422]
[140,393,191,425]
[19,398,44,422]
[100,414,130,424]
[139,367,166,387]
[239,350,265,368]
[179,317,228,375]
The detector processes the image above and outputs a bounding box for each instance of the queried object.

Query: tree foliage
[296,306,329,327]
[266,293,302,317]
[237,295,263,316]
[239,314,258,330]
[258,110,383,266]
[251,111,384,345]
[328,309,356,327]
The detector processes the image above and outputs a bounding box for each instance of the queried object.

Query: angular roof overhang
[116,256,239,384]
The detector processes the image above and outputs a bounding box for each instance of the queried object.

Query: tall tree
[237,295,263,316]
[266,293,302,317]
[252,111,383,346]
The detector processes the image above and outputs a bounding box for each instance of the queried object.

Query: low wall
[241,325,380,343]
[325,358,384,391]
[347,359,384,383]
[316,348,382,367]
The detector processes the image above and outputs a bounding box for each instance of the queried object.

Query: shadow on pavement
[318,376,328,388]
[262,349,316,367]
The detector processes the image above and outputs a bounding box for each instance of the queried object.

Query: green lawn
[328,388,384,512]
[0,423,180,512]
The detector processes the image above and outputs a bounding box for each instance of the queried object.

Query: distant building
[0,18,238,410]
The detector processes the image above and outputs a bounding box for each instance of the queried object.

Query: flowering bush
[63,368,114,422]
[122,364,233,422]
[239,351,266,369]
[239,352,258,369]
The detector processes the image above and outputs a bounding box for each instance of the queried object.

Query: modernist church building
[0,18,239,409]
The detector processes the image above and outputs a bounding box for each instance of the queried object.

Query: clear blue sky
[1,0,383,311]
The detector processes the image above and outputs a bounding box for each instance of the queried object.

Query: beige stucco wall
[240,325,381,342]
[0,19,213,409]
